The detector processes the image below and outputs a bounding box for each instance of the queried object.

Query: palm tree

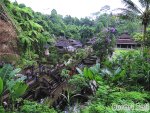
[119,0,150,45]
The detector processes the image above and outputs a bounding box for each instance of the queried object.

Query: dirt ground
[0,17,19,62]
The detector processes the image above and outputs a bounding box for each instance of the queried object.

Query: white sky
[10,0,139,18]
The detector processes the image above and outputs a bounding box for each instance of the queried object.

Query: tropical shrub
[69,75,88,93]
[0,54,19,64]
[133,32,143,42]
[76,49,88,59]
[20,100,57,113]
[81,81,150,113]
[69,64,102,93]
[93,28,116,63]
[145,28,150,47]
[63,54,71,61]
[61,69,70,79]
[0,106,5,113]
[48,46,60,65]
[0,64,28,111]
[113,49,150,90]
[81,103,115,113]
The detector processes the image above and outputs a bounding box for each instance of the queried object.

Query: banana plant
[0,77,3,105]
[0,78,3,95]
[76,63,102,81]
[101,67,126,83]
[0,64,13,87]
[61,69,70,79]
[72,65,102,95]
[0,64,28,110]
[7,81,28,111]
[60,89,84,111]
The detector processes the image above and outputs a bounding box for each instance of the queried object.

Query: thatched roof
[56,39,82,48]
[117,39,136,44]
[86,37,97,45]
[69,39,82,47]
[117,33,136,44]
[55,39,70,47]
[119,33,132,39]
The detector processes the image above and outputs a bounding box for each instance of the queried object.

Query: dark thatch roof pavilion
[116,33,138,49]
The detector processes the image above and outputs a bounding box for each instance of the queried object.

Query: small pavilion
[116,33,138,49]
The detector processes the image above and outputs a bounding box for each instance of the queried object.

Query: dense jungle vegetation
[2,0,143,65]
[0,0,150,113]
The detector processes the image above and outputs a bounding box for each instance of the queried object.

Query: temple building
[116,33,139,49]
[55,38,82,52]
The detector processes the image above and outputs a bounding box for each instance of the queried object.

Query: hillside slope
[0,10,18,63]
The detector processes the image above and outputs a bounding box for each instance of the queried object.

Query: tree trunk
[143,24,147,46]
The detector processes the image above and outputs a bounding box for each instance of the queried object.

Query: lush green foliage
[20,100,57,113]
[69,64,102,93]
[2,1,150,113]
[93,28,116,62]
[0,64,28,111]
[0,106,5,113]
[68,49,150,113]
[81,83,149,113]
[113,49,150,90]
[3,0,143,67]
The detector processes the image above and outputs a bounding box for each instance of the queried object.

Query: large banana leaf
[87,69,94,80]
[114,67,122,76]
[76,67,83,76]
[83,67,88,78]
[101,68,112,76]
[0,64,13,83]
[113,70,126,81]
[90,63,100,75]
[94,74,102,81]
[0,77,3,95]
[9,68,21,79]
[12,82,28,99]
[6,79,16,93]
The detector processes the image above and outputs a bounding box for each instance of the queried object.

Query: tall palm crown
[120,0,150,43]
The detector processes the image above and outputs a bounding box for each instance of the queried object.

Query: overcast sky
[10,0,139,18]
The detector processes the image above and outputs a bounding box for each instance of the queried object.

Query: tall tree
[119,0,150,45]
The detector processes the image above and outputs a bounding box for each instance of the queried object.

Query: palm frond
[117,8,137,14]
[122,0,143,14]
[139,0,150,9]
[139,0,146,7]
[115,8,139,19]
